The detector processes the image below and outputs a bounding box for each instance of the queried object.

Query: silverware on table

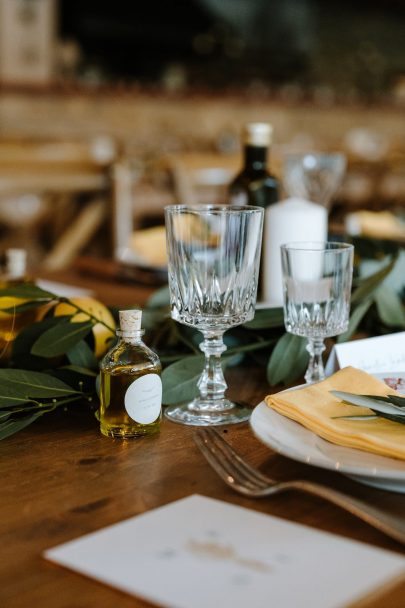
[194,428,405,546]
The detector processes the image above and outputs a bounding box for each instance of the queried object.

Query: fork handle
[279,480,405,545]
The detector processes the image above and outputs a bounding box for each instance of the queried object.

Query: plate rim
[250,372,405,481]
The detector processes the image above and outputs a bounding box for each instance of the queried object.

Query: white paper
[37,279,94,298]
[325,331,405,376]
[44,495,405,608]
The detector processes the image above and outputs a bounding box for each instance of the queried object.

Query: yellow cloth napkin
[265,367,405,461]
[130,226,167,267]
[346,210,405,241]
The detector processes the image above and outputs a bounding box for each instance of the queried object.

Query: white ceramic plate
[250,372,405,493]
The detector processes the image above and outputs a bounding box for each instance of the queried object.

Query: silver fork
[194,428,405,546]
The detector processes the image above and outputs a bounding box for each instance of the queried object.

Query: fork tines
[194,428,270,493]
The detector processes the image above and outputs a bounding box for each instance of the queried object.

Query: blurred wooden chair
[111,153,239,265]
[167,152,239,206]
[0,137,118,270]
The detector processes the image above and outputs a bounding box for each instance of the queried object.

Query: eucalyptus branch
[226,337,277,356]
[159,336,277,365]
[43,393,94,411]
[57,297,115,334]
[2,392,94,421]
[174,329,200,354]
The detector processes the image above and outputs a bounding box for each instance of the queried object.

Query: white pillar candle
[263,197,328,306]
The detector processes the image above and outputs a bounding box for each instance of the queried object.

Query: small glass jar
[99,309,162,438]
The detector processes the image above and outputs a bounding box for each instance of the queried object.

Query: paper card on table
[325,331,405,376]
[44,494,405,608]
[37,279,94,298]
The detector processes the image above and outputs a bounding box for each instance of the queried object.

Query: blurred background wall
[0,0,403,268]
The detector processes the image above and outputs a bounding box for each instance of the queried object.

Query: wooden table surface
[1,261,405,608]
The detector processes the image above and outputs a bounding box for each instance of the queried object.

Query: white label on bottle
[124,374,162,424]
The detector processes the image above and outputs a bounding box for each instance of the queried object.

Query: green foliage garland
[0,245,403,440]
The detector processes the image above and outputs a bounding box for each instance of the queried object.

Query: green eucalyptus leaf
[0,283,55,300]
[375,413,405,426]
[374,287,405,328]
[142,308,169,331]
[0,369,78,398]
[334,415,378,421]
[351,254,398,306]
[146,286,170,309]
[12,316,70,357]
[162,355,234,405]
[51,368,95,393]
[31,321,94,357]
[243,307,284,329]
[162,355,203,405]
[67,339,99,370]
[61,365,97,377]
[331,390,405,416]
[0,411,44,440]
[0,386,31,408]
[267,333,308,386]
[0,411,12,421]
[0,300,50,314]
[386,395,405,407]
[337,297,374,343]
[358,394,405,408]
[227,338,276,356]
[95,373,101,398]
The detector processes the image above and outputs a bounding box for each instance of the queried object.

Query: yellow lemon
[53,297,116,358]
[0,295,39,359]
[0,296,27,319]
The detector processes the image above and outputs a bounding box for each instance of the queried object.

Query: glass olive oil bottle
[99,309,162,438]
[0,249,38,360]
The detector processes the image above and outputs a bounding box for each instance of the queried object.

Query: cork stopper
[6,248,26,279]
[243,122,273,147]
[119,309,142,332]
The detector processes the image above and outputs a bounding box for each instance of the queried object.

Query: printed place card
[325,331,405,376]
[44,495,405,608]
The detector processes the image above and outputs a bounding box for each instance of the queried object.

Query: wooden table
[1,265,405,607]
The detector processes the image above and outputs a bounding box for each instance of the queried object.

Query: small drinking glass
[165,205,264,426]
[281,242,354,384]
[284,153,346,211]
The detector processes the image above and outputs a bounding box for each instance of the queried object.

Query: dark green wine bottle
[229,123,280,300]
[229,123,279,209]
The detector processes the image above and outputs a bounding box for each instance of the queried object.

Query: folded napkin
[130,226,167,267]
[346,210,405,241]
[266,367,405,461]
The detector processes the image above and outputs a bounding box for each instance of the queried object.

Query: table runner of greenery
[0,243,403,440]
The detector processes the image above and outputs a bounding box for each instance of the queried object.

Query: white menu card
[44,495,405,608]
[325,331,405,376]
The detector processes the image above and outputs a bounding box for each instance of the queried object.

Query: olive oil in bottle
[99,309,162,438]
[0,248,37,359]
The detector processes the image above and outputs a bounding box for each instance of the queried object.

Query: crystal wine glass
[165,205,264,426]
[284,153,346,211]
[281,242,354,384]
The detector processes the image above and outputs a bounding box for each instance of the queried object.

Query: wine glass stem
[198,332,228,402]
[305,338,326,384]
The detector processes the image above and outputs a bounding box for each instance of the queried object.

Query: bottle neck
[243,145,268,171]
[117,328,144,344]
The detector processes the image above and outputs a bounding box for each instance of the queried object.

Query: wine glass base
[164,399,251,426]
